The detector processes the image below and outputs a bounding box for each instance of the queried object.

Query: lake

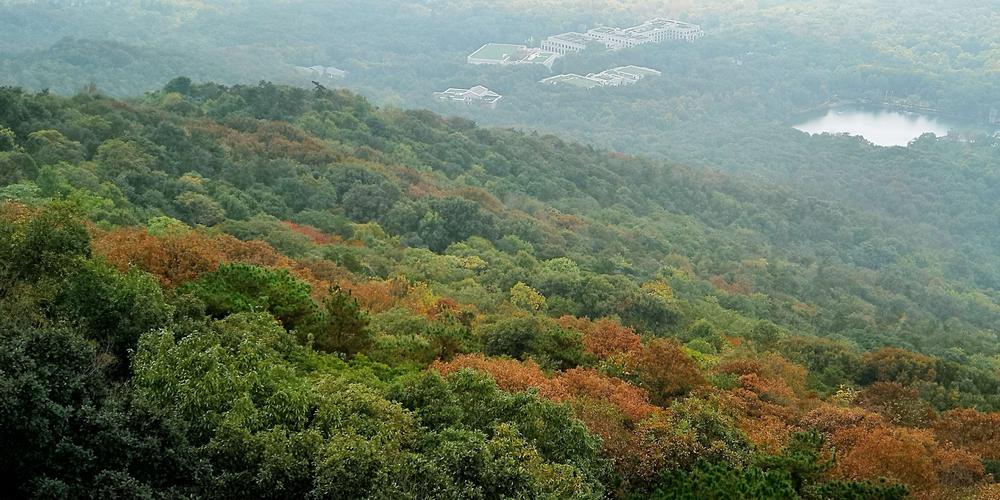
[793,106,955,147]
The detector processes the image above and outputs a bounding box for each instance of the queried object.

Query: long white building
[541,18,703,54]
[540,65,662,89]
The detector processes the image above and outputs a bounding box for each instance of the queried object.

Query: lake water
[793,106,955,147]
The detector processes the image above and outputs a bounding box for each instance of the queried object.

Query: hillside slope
[1,81,998,497]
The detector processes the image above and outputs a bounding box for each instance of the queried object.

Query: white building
[295,65,347,79]
[585,26,645,50]
[467,43,560,68]
[434,85,502,109]
[541,18,703,54]
[540,65,661,89]
[541,32,592,55]
[610,65,662,80]
[624,18,704,42]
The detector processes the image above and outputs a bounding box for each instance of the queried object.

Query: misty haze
[1,1,999,498]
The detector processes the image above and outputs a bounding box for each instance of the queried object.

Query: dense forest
[2,0,999,498]
[2,80,999,498]
[2,0,997,275]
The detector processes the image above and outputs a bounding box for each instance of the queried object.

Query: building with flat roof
[585,26,645,50]
[615,65,663,78]
[624,18,704,42]
[541,32,593,55]
[540,65,661,89]
[295,65,347,78]
[539,73,603,89]
[467,43,525,64]
[467,43,560,68]
[434,85,503,109]
[540,18,703,54]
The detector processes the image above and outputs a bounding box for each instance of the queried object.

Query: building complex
[467,43,560,68]
[542,18,703,54]
[433,85,503,109]
[540,65,661,89]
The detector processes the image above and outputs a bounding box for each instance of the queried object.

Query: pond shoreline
[795,97,973,123]
[792,105,956,147]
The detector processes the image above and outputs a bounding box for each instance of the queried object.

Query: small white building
[295,65,347,79]
[434,85,502,109]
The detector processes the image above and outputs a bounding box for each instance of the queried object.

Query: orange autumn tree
[629,338,705,405]
[341,277,409,314]
[93,227,223,286]
[856,382,937,428]
[283,221,341,245]
[558,316,642,360]
[558,367,659,422]
[934,408,1000,460]
[832,426,985,493]
[714,355,813,453]
[802,404,987,494]
[431,354,553,397]
[833,426,940,491]
[93,225,343,298]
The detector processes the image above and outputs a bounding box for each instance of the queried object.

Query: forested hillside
[2,81,999,498]
[4,0,997,280]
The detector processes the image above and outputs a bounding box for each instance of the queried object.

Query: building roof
[547,32,592,45]
[468,85,492,96]
[297,65,346,76]
[597,70,633,81]
[587,26,622,35]
[615,65,662,77]
[542,65,660,88]
[435,85,501,102]
[522,50,560,65]
[626,18,701,35]
[587,72,617,81]
[540,73,602,89]
[468,43,525,62]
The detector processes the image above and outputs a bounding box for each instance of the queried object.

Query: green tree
[26,129,84,166]
[510,281,546,311]
[95,138,154,176]
[0,321,204,498]
[181,263,316,331]
[53,260,172,374]
[173,191,225,226]
[618,289,682,335]
[0,151,37,184]
[306,285,372,357]
[0,202,91,291]
[478,316,583,369]
[0,125,18,152]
